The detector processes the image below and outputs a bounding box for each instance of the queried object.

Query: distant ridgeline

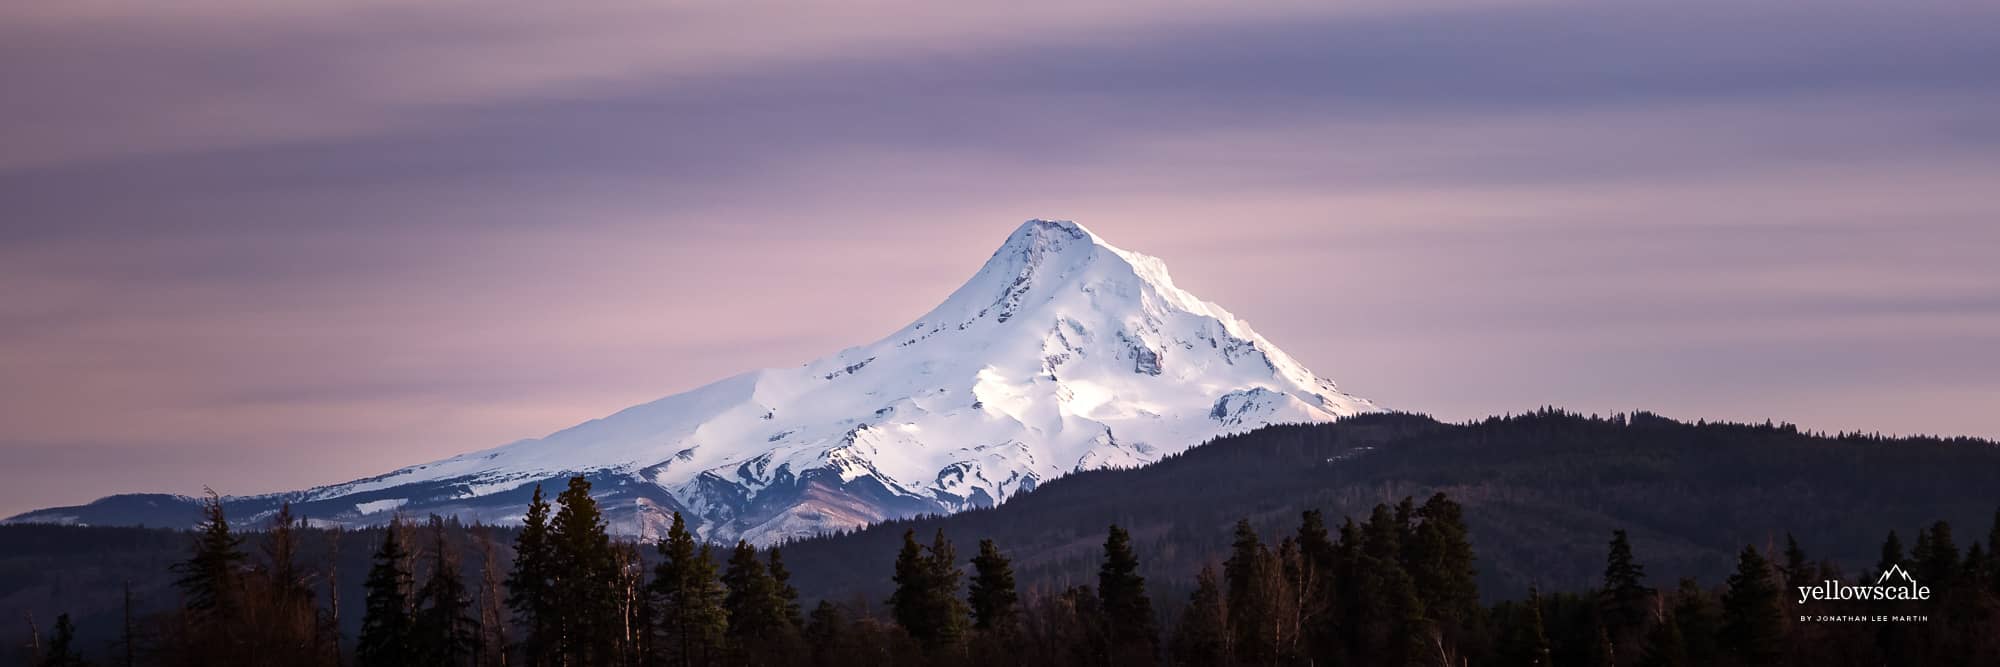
[6,410,2000,665]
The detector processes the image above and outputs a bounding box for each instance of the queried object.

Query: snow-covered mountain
[9,220,1379,544]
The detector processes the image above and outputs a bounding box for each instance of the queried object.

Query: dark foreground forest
[7,410,2000,666]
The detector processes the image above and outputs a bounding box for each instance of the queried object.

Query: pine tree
[1781,533,1811,591]
[1098,524,1159,662]
[721,540,794,662]
[358,522,416,667]
[890,529,932,640]
[1411,493,1479,651]
[1222,518,1272,664]
[926,529,971,652]
[889,528,969,653]
[413,516,478,666]
[1718,545,1782,665]
[1295,509,1340,664]
[505,484,556,665]
[1495,588,1552,667]
[804,601,849,667]
[1600,529,1653,647]
[39,613,83,667]
[1876,530,1905,578]
[263,502,308,602]
[1914,520,1960,587]
[173,490,246,617]
[1671,578,1720,664]
[768,547,803,631]
[968,538,1020,632]
[1169,564,1229,667]
[1636,611,1688,667]
[549,476,621,664]
[651,512,726,667]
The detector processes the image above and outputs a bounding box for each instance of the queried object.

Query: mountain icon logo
[1875,564,1917,586]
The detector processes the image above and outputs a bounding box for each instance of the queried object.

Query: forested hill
[776,409,2000,606]
[5,409,1998,661]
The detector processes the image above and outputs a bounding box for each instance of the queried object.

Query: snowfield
[9,220,1379,545]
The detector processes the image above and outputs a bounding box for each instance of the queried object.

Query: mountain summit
[9,220,1379,544]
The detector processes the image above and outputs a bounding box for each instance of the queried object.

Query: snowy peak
[8,219,1382,546]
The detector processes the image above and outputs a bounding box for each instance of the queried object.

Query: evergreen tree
[803,601,849,667]
[413,516,478,666]
[1636,611,1688,667]
[549,476,620,664]
[768,547,803,631]
[721,540,795,662]
[1295,509,1340,664]
[1718,545,1782,665]
[1222,518,1273,664]
[1098,524,1159,662]
[505,484,556,665]
[1876,530,1905,578]
[1600,528,1652,647]
[1670,578,1720,664]
[968,538,1020,632]
[889,528,969,653]
[262,502,309,602]
[172,490,246,617]
[1913,520,1960,587]
[1781,533,1811,591]
[358,522,416,667]
[1494,588,1552,667]
[651,512,726,667]
[890,529,932,641]
[39,613,83,667]
[1170,564,1229,667]
[1411,493,1480,655]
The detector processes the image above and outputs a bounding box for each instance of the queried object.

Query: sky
[3,1,1998,517]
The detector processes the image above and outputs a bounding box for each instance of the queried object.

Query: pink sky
[3,1,1998,516]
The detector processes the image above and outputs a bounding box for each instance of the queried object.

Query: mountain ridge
[7,220,1379,544]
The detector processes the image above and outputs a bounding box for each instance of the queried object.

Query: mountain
[7,220,1378,544]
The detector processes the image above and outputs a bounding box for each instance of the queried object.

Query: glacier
[8,220,1379,545]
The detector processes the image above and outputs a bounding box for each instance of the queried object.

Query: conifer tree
[1600,529,1653,650]
[1295,509,1340,664]
[804,601,849,667]
[927,529,972,652]
[968,538,1020,632]
[39,613,83,667]
[1636,611,1688,667]
[1913,520,1960,587]
[1495,588,1552,667]
[1781,533,1812,591]
[1170,564,1229,667]
[263,502,309,603]
[173,490,246,617]
[1718,545,1782,665]
[1098,524,1158,662]
[1411,493,1479,649]
[768,547,803,631]
[547,476,621,664]
[651,512,726,667]
[721,540,794,662]
[1876,530,1905,578]
[890,529,932,640]
[889,528,969,653]
[358,522,416,667]
[414,516,478,666]
[1222,518,1272,664]
[505,484,555,665]
[1670,578,1720,664]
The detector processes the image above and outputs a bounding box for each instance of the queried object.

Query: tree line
[21,477,2000,666]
